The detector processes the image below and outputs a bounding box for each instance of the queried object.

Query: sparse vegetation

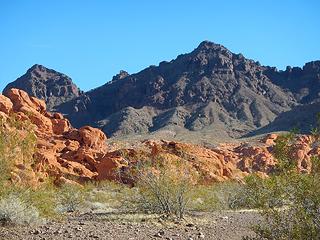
[127,157,198,219]
[188,181,245,211]
[237,130,320,240]
[0,193,42,226]
[0,115,36,187]
[56,183,90,213]
[2,108,320,240]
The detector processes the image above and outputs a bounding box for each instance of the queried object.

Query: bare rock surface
[3,64,82,111]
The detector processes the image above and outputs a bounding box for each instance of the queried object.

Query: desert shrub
[0,115,36,187]
[242,172,320,240]
[0,193,42,226]
[188,181,244,211]
[0,179,64,224]
[23,180,61,219]
[85,180,137,212]
[272,131,297,174]
[56,184,89,213]
[0,116,48,225]
[240,131,320,240]
[230,174,289,210]
[129,158,198,219]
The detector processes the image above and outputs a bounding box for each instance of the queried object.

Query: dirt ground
[0,210,261,240]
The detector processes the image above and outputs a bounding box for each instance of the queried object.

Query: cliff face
[3,64,82,111]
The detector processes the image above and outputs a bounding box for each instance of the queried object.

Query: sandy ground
[0,210,261,240]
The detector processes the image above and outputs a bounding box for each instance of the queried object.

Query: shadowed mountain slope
[3,64,82,111]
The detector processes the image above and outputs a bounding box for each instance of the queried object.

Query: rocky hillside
[3,64,82,111]
[56,41,300,138]
[3,41,320,138]
[265,61,320,104]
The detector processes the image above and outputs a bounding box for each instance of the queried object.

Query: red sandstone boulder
[0,94,13,114]
[262,133,278,145]
[78,126,107,149]
[5,88,45,112]
[51,118,71,135]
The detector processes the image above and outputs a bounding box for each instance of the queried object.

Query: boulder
[78,126,107,149]
[0,94,13,114]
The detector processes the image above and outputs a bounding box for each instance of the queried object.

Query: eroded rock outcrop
[0,89,318,186]
[1,88,110,185]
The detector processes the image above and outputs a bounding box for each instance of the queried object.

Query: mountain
[3,64,82,110]
[265,60,320,104]
[3,41,320,139]
[56,41,297,138]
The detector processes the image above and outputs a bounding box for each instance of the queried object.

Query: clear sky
[1,0,319,92]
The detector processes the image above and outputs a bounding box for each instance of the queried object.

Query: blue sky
[1,0,319,92]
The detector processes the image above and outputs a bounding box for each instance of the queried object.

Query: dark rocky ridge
[56,41,298,137]
[3,41,320,139]
[3,64,82,111]
[265,60,320,104]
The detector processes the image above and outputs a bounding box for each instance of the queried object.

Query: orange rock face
[0,95,13,114]
[0,88,319,186]
[1,89,111,185]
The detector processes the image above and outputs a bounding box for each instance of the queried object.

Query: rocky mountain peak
[55,41,298,138]
[3,65,82,111]
[27,63,47,72]
[303,60,320,73]
[196,40,228,52]
[112,70,130,82]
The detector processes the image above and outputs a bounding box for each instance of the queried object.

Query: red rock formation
[0,88,319,186]
[0,95,13,114]
[1,89,110,185]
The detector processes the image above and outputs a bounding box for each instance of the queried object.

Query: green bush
[188,181,244,211]
[0,115,36,187]
[239,131,320,240]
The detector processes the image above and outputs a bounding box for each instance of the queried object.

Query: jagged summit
[28,63,48,71]
[195,40,229,52]
[112,70,130,82]
[3,64,82,110]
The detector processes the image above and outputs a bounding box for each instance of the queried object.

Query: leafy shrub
[85,180,137,212]
[242,173,320,240]
[24,180,62,219]
[239,131,320,240]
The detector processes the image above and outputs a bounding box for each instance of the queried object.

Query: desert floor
[0,210,261,240]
